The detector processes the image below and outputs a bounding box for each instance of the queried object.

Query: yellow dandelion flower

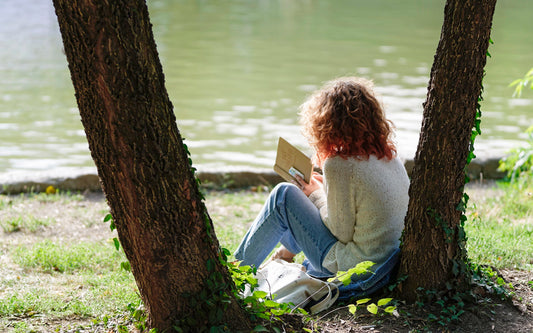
[45,185,56,195]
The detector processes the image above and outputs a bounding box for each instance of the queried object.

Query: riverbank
[0,156,505,194]
[0,183,531,332]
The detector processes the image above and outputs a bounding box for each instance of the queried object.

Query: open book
[273,137,313,183]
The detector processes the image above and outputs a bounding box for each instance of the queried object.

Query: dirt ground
[316,268,533,333]
[0,187,532,332]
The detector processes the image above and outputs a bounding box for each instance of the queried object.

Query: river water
[1,0,532,174]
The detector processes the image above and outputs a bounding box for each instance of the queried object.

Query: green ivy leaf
[356,298,371,305]
[329,261,375,286]
[253,291,268,299]
[246,276,258,286]
[270,309,286,316]
[121,261,131,272]
[252,325,269,332]
[384,305,397,314]
[377,298,393,307]
[263,300,279,308]
[352,261,374,275]
[336,273,352,286]
[113,237,120,251]
[296,308,309,315]
[348,304,357,315]
[103,214,116,231]
[367,303,378,315]
[256,312,270,320]
[206,258,214,273]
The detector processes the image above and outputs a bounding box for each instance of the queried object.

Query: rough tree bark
[398,0,497,301]
[53,0,251,331]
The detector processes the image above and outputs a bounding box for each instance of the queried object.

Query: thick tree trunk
[398,0,496,301]
[52,0,251,331]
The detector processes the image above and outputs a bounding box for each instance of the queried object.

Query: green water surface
[0,0,531,173]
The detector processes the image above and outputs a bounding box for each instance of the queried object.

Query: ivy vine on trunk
[52,0,252,331]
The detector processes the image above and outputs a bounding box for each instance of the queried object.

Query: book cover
[273,137,313,183]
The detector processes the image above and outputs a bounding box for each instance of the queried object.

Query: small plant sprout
[323,261,398,317]
[327,261,374,286]
[347,297,396,316]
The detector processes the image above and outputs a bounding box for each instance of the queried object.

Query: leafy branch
[510,67,533,97]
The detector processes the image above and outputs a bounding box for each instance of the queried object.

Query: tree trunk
[52,0,251,331]
[398,0,496,301]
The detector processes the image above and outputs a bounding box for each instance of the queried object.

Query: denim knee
[271,182,299,196]
[268,182,299,207]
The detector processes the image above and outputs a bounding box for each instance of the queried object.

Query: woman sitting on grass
[234,77,410,278]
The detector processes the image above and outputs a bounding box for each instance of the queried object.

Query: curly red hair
[299,77,396,166]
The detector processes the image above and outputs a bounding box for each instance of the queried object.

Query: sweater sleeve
[321,158,357,244]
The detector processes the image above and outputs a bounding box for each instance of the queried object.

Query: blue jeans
[234,183,338,277]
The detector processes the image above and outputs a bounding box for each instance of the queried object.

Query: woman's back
[321,155,410,272]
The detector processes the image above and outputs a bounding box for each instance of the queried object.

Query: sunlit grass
[12,239,127,274]
[206,189,269,255]
[466,178,533,271]
[0,215,55,233]
[0,271,138,318]
[1,239,138,323]
[0,180,531,331]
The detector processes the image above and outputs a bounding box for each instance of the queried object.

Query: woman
[234,77,410,278]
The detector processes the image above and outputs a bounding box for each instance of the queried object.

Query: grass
[0,216,52,233]
[0,239,137,320]
[207,188,269,255]
[465,178,533,270]
[0,179,531,331]
[12,240,126,273]
[0,191,139,332]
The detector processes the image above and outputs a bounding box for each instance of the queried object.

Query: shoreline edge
[0,156,505,194]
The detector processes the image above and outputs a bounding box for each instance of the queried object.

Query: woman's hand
[292,172,323,197]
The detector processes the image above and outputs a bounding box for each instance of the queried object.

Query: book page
[273,137,313,183]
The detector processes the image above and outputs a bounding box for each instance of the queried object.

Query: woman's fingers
[293,174,321,196]
[313,173,324,183]
[291,175,304,189]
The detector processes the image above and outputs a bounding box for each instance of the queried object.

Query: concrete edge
[0,157,505,194]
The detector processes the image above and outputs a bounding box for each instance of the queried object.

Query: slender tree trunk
[52,0,251,331]
[398,0,496,301]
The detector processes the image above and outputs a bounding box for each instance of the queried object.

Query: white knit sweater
[308,155,409,273]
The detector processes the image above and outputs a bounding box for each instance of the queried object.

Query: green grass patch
[30,190,84,203]
[0,271,138,318]
[0,215,54,233]
[493,181,533,219]
[466,179,533,270]
[206,189,269,255]
[0,191,86,233]
[0,182,531,331]
[12,239,127,274]
[0,196,12,210]
[466,212,533,269]
[0,190,83,208]
[1,240,139,325]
